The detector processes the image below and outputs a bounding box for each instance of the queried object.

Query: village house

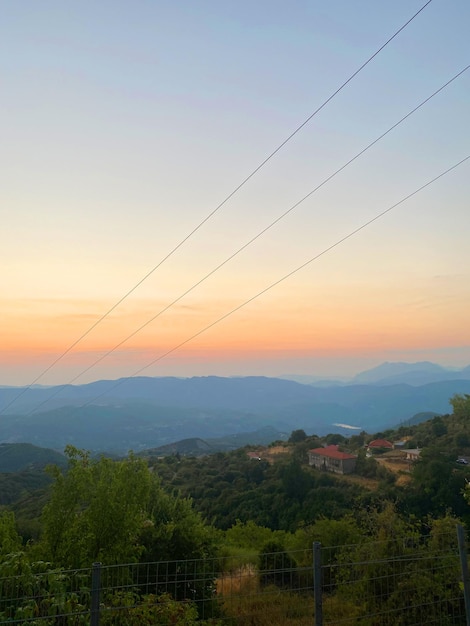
[308,445,357,475]
[367,438,394,452]
[404,448,421,462]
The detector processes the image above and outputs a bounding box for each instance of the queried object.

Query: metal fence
[0,527,469,625]
[0,549,314,625]
[318,526,468,626]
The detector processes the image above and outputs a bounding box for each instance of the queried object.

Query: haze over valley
[1,361,470,453]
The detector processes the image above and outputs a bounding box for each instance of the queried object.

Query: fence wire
[0,549,314,625]
[0,529,468,625]
[321,531,466,626]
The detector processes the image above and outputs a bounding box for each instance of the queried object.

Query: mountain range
[1,362,469,453]
[282,361,470,386]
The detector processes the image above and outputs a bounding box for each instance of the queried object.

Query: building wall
[341,457,357,474]
[308,453,357,475]
[308,453,326,471]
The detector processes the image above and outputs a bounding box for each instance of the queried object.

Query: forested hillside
[1,394,470,623]
[3,376,470,452]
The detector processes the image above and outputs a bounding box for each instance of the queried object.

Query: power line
[27,154,470,416]
[3,0,433,411]
[55,68,470,378]
[7,63,468,416]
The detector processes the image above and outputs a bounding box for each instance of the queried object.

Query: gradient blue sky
[1,1,469,385]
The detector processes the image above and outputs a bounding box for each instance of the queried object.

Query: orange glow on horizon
[2,284,469,386]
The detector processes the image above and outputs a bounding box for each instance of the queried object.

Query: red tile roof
[368,439,393,449]
[309,445,356,460]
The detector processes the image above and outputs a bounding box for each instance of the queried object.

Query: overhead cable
[9,63,467,416]
[25,154,470,416]
[2,0,433,412]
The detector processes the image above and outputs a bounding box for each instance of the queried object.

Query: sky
[1,0,470,387]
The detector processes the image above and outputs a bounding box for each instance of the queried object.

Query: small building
[308,445,357,475]
[368,438,394,451]
[404,448,421,462]
[247,451,262,461]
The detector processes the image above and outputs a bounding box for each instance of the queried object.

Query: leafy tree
[455,432,470,448]
[400,447,468,519]
[325,433,346,445]
[41,447,151,567]
[450,394,470,421]
[280,458,314,503]
[0,510,21,556]
[288,429,307,444]
[431,416,447,437]
[348,432,366,449]
[355,448,379,478]
[139,485,215,563]
[291,516,362,554]
[224,520,287,553]
[40,446,215,571]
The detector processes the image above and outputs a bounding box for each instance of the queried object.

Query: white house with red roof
[308,445,357,475]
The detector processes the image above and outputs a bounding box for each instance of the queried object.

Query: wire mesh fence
[320,529,467,625]
[0,528,469,625]
[0,549,314,625]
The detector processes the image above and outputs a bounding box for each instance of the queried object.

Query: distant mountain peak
[353,361,450,384]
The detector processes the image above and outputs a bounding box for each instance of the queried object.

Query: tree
[355,448,379,478]
[455,432,470,448]
[0,511,21,556]
[41,447,151,567]
[280,458,314,503]
[325,433,346,445]
[40,446,215,570]
[139,485,215,563]
[431,416,447,437]
[288,429,307,444]
[450,394,470,421]
[402,447,468,518]
[223,519,287,553]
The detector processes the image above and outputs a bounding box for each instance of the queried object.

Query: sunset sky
[1,0,470,386]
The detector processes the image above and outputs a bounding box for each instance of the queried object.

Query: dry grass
[259,445,291,464]
[375,450,413,479]
[267,445,290,456]
[336,473,380,491]
[395,472,412,486]
[322,594,364,624]
[216,566,313,625]
[216,564,259,596]
[219,587,314,626]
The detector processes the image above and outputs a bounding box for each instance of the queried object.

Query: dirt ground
[375,450,413,485]
[262,445,291,463]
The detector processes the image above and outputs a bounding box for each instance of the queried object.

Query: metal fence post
[91,562,102,626]
[313,542,323,626]
[457,525,470,626]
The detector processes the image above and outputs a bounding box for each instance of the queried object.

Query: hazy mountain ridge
[137,426,288,457]
[0,443,66,473]
[351,362,470,386]
[3,362,470,416]
[1,368,470,452]
[0,402,287,454]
